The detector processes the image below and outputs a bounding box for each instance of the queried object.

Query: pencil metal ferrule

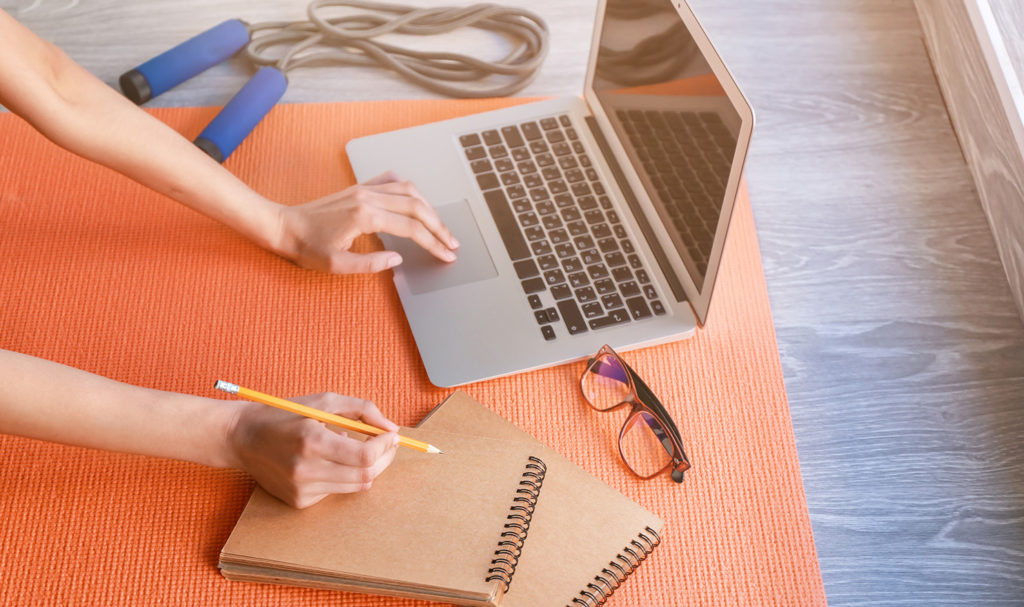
[215,380,240,394]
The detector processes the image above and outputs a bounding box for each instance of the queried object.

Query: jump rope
[119,0,549,162]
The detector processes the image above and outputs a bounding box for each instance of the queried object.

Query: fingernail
[449,236,460,249]
[442,250,456,262]
[386,254,402,268]
[392,434,400,447]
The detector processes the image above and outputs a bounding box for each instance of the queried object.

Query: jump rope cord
[245,0,549,98]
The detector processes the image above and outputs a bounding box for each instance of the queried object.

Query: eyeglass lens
[582,352,675,477]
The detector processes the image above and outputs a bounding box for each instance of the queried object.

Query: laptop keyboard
[459,114,666,342]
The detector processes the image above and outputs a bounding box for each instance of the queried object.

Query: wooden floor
[5,0,1024,604]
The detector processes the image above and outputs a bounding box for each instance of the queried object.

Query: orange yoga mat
[0,99,826,606]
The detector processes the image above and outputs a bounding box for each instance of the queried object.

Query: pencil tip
[427,445,444,455]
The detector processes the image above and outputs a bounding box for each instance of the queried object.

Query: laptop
[347,0,754,387]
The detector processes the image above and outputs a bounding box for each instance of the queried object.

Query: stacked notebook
[219,391,664,606]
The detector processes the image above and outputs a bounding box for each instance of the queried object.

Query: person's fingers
[361,170,402,186]
[351,399,400,432]
[325,249,403,274]
[318,429,399,469]
[372,209,457,263]
[356,181,459,250]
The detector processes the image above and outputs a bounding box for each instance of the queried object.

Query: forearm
[0,12,283,252]
[0,349,237,468]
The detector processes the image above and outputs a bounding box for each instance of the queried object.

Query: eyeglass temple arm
[623,362,690,465]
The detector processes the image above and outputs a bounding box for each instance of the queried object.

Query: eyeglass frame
[579,344,691,483]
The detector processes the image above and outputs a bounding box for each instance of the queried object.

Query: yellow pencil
[214,381,443,454]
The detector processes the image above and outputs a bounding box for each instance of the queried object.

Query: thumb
[330,250,402,274]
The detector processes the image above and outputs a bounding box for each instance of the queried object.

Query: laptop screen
[591,0,741,292]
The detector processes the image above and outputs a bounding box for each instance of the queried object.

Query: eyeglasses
[579,345,691,483]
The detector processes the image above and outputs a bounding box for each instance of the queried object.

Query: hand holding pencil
[216,381,443,454]
[221,386,415,509]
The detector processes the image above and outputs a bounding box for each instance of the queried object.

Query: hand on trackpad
[379,199,498,295]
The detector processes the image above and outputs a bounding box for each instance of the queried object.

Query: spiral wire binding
[486,456,547,592]
[568,526,661,607]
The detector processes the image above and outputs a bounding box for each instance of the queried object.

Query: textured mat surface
[0,99,826,606]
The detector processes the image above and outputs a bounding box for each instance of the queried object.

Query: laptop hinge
[584,115,687,303]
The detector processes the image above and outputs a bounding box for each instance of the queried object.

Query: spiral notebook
[218,428,546,606]
[418,392,665,607]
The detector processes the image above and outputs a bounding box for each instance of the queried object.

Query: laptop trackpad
[382,199,498,295]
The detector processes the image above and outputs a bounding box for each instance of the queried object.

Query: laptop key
[612,267,633,283]
[595,278,616,295]
[637,269,650,284]
[550,180,568,194]
[537,254,558,270]
[626,296,652,320]
[501,125,525,148]
[551,283,572,300]
[621,239,635,253]
[556,299,588,335]
[581,249,601,265]
[530,141,550,155]
[556,194,575,208]
[488,144,508,158]
[598,237,619,253]
[540,117,559,130]
[518,211,539,227]
[553,142,572,156]
[562,257,583,273]
[573,235,595,250]
[567,219,587,235]
[508,184,527,199]
[651,300,666,315]
[470,159,492,174]
[528,294,542,309]
[536,152,555,166]
[512,147,531,161]
[541,325,556,341]
[589,309,630,330]
[565,169,584,183]
[571,182,591,197]
[460,133,482,147]
[544,269,566,285]
[620,281,641,297]
[483,189,530,261]
[542,167,561,181]
[614,225,628,239]
[587,264,609,280]
[500,172,520,186]
[579,196,598,210]
[606,252,626,267]
[534,309,550,324]
[514,258,540,279]
[582,302,603,319]
[559,115,571,126]
[628,254,643,269]
[555,243,575,258]
[558,156,578,170]
[602,293,623,309]
[536,201,556,215]
[568,272,589,288]
[495,157,514,172]
[521,277,545,294]
[549,227,569,243]
[522,121,543,140]
[529,187,550,202]
[483,130,501,145]
[584,210,604,225]
[575,286,597,303]
[546,130,566,144]
[465,145,486,160]
[643,285,658,300]
[530,239,552,256]
[512,198,532,213]
[546,306,559,322]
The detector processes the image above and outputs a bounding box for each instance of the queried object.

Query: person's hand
[226,392,401,508]
[275,171,460,274]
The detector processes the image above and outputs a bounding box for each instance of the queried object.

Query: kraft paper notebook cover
[219,428,547,606]
[418,391,665,607]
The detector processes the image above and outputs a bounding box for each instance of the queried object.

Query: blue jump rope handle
[193,67,288,163]
[119,19,250,104]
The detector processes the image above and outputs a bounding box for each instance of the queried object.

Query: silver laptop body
[347,0,754,387]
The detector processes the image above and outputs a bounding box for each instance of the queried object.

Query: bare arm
[0,10,458,273]
[0,349,400,508]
